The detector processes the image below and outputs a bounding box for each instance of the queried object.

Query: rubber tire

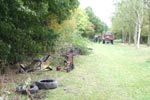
[29,84,39,94]
[103,40,105,44]
[35,79,58,89]
[111,40,113,44]
[16,84,39,94]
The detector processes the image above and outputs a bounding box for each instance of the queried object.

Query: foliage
[48,0,79,23]
[112,0,150,46]
[75,8,89,34]
[0,0,79,66]
[53,26,90,56]
[85,7,108,34]
[82,22,95,38]
[49,8,91,57]
[72,8,95,39]
[70,31,90,55]
[47,6,107,57]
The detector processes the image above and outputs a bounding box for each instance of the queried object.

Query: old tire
[16,84,39,94]
[29,84,39,94]
[103,40,105,44]
[35,79,58,89]
[111,40,113,44]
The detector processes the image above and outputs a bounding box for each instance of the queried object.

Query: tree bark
[134,23,138,46]
[136,23,141,48]
[122,32,125,43]
[148,11,150,46]
[128,32,131,45]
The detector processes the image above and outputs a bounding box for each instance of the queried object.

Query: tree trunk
[128,32,131,45]
[136,23,141,48]
[122,32,127,43]
[125,32,127,43]
[122,32,125,43]
[148,11,150,46]
[134,23,138,46]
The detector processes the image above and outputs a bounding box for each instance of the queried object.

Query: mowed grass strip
[3,43,150,100]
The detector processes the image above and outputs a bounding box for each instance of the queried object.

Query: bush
[0,27,58,65]
[55,31,89,56]
[71,32,90,55]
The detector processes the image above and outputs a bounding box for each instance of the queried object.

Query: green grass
[1,43,150,100]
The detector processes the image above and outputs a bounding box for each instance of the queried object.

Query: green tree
[112,0,145,48]
[49,8,90,55]
[144,0,150,46]
[85,7,107,34]
[0,0,79,66]
[112,1,135,44]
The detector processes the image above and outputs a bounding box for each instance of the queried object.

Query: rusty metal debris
[56,50,74,72]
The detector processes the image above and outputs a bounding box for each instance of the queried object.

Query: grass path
[3,43,150,100]
[45,43,150,100]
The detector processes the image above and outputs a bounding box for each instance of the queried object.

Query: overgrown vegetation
[0,0,108,73]
[0,0,79,71]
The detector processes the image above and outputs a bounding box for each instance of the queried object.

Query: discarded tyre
[16,83,39,94]
[35,79,58,89]
[29,84,39,94]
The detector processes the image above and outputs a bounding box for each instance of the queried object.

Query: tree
[112,1,135,43]
[0,0,79,66]
[144,0,150,46]
[112,0,145,48]
[85,7,107,34]
[132,0,144,48]
[48,0,79,23]
[75,8,95,38]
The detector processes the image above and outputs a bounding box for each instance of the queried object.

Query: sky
[79,0,115,27]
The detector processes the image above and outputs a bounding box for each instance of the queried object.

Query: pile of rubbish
[18,50,75,73]
[16,50,75,99]
[16,52,74,95]
[16,78,58,95]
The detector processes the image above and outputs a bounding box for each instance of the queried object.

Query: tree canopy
[112,0,150,47]
[85,7,108,34]
[0,0,79,65]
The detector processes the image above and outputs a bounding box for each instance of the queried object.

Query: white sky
[79,0,115,27]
